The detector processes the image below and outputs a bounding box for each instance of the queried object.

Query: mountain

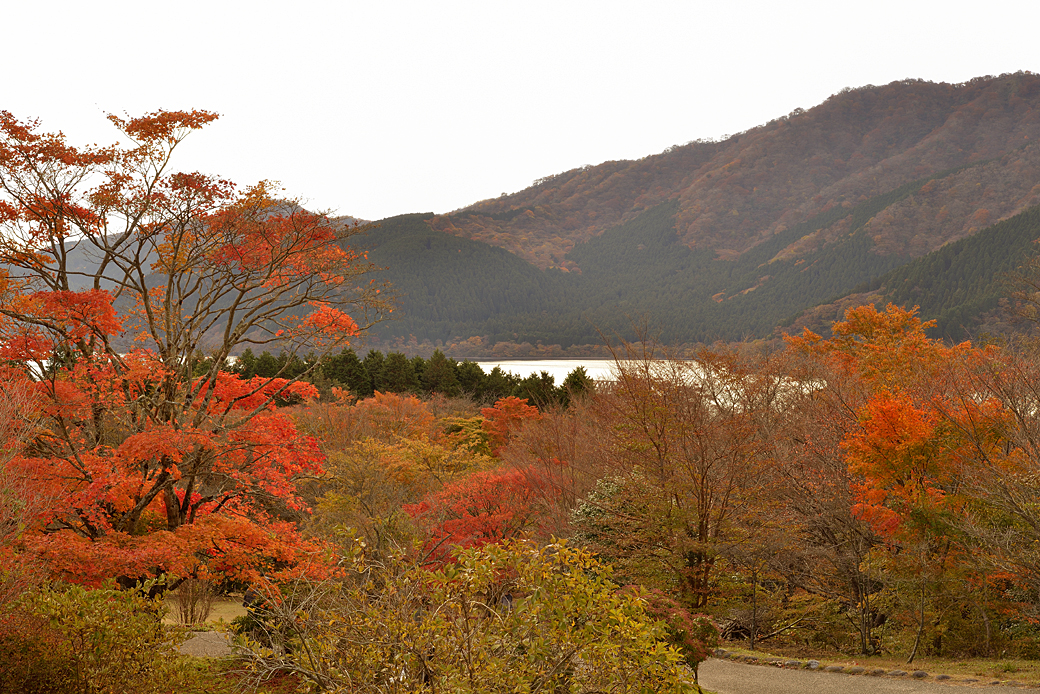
[14,75,1037,354]
[784,203,1040,343]
[357,73,1040,351]
[432,73,1040,269]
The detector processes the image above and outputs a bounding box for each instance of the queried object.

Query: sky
[7,1,1039,222]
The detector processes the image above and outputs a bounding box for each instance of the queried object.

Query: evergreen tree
[483,366,520,402]
[278,351,310,379]
[254,351,280,378]
[381,352,420,393]
[561,366,594,405]
[512,371,560,408]
[322,348,371,398]
[422,350,461,396]
[411,355,427,385]
[456,360,486,396]
[235,348,258,378]
[363,350,386,395]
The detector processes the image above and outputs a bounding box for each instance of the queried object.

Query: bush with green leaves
[237,539,697,693]
[0,580,222,694]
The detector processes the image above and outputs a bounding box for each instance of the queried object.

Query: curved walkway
[699,658,1040,694]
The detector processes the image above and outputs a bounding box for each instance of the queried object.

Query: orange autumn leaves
[1,354,328,586]
[481,395,541,455]
[791,304,1013,544]
[300,390,550,561]
[404,467,551,562]
[0,287,122,361]
[0,108,385,589]
[845,392,947,537]
[404,396,545,557]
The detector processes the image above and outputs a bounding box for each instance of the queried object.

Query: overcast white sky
[6,1,1039,221]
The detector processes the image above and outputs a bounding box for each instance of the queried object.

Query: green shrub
[236,539,697,693]
[0,580,224,694]
[0,607,74,693]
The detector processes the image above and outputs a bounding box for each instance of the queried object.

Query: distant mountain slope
[429,73,1040,272]
[788,204,1040,342]
[356,74,1040,349]
[879,204,1040,340]
[21,76,1040,353]
[359,214,579,344]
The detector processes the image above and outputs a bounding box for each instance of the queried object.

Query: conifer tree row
[229,347,594,407]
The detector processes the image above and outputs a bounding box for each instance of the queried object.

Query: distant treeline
[204,348,594,408]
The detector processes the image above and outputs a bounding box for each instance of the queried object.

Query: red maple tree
[404,467,552,562]
[0,109,390,587]
[481,395,541,456]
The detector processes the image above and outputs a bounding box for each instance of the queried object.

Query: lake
[471,359,619,382]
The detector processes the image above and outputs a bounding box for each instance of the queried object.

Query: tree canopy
[0,109,389,587]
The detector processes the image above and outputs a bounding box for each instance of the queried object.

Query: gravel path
[178,631,234,657]
[698,658,1040,694]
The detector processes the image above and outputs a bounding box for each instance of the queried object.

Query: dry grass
[205,597,249,624]
[163,595,247,628]
[171,579,215,626]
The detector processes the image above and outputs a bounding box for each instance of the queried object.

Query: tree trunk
[907,584,925,665]
[750,567,758,651]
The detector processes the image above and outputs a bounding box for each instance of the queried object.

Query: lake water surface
[471,359,618,382]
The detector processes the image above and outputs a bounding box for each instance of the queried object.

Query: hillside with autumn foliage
[435,73,1040,270]
[350,72,1040,350]
[15,107,1040,691]
[15,75,1040,352]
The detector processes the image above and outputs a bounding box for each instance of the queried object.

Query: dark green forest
[858,204,1040,340]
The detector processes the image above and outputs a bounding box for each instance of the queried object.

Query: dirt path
[698,658,1040,694]
[178,631,234,657]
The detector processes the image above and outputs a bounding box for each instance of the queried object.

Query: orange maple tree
[480,395,541,456]
[0,109,390,587]
[785,305,1005,657]
[787,304,977,542]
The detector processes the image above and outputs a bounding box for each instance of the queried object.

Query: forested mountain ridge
[357,133,1040,347]
[429,73,1040,273]
[32,76,1040,352]
[783,203,1040,343]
